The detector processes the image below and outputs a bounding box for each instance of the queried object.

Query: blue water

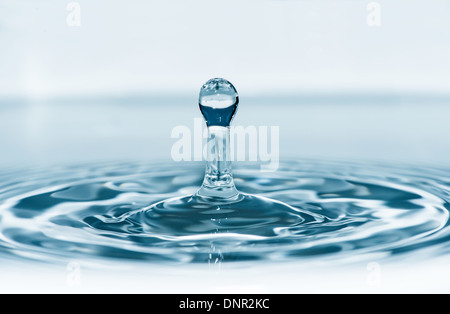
[0,159,448,264]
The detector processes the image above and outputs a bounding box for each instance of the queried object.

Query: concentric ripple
[0,159,449,264]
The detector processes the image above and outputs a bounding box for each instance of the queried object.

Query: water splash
[144,78,299,239]
[0,79,449,265]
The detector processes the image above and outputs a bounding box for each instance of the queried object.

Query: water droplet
[199,78,239,127]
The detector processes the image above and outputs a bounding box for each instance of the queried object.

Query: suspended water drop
[199,78,239,127]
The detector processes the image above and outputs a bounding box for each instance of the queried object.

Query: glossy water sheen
[0,159,449,264]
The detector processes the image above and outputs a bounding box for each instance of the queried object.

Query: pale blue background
[1,0,449,168]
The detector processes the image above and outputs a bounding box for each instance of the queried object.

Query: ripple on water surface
[0,160,449,264]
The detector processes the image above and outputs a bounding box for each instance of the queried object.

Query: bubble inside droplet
[199,78,239,127]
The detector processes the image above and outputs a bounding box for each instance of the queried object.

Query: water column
[197,78,241,201]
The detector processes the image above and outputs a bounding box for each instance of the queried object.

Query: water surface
[0,159,448,265]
